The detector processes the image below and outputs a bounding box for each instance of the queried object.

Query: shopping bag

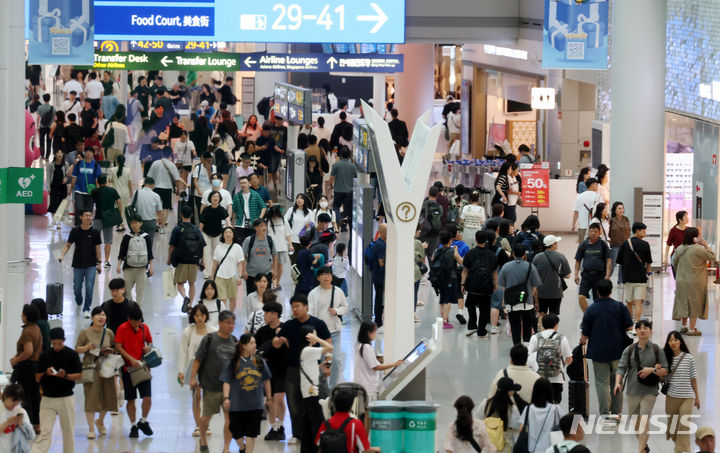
[98,355,124,378]
[162,268,176,299]
[53,198,68,224]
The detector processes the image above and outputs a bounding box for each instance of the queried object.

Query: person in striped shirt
[663,331,700,453]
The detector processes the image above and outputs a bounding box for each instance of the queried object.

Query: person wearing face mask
[202,174,233,212]
[312,195,338,232]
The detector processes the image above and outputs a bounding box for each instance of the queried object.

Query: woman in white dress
[107,154,133,231]
[177,304,217,437]
[266,206,293,289]
[284,194,314,265]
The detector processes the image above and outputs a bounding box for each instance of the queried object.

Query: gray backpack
[535,331,563,378]
[126,233,149,267]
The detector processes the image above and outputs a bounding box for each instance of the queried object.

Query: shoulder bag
[141,324,163,368]
[213,243,235,280]
[81,328,107,383]
[627,238,647,267]
[661,352,686,395]
[513,407,531,453]
[544,252,567,292]
[160,158,178,184]
[125,190,139,221]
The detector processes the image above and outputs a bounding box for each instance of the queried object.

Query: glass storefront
[664,112,720,257]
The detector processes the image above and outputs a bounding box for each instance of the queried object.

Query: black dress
[48,163,68,213]
[52,123,66,153]
[305,168,323,209]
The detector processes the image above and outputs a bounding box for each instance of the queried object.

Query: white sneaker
[491,326,499,335]
[288,437,300,444]
[83,310,91,318]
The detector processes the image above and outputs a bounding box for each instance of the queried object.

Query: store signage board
[642,193,663,266]
[86,51,403,72]
[28,0,95,64]
[46,0,405,43]
[519,162,550,208]
[542,0,609,69]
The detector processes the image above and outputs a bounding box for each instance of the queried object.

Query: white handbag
[99,354,125,378]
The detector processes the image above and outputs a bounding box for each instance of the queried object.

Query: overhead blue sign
[28,0,95,64]
[87,0,404,43]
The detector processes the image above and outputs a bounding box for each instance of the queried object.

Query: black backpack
[566,344,585,381]
[257,97,271,117]
[466,249,495,295]
[40,107,55,127]
[429,247,453,293]
[246,234,275,265]
[514,231,540,263]
[318,416,353,453]
[173,224,204,265]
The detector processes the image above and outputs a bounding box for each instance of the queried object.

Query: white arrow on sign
[326,56,338,69]
[160,56,172,67]
[244,56,257,68]
[356,2,388,34]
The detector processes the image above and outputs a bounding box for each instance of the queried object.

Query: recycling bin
[403,402,438,453]
[369,401,404,453]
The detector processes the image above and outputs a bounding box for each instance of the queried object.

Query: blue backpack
[363,241,375,268]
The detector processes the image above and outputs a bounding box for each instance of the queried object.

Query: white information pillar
[0,0,28,370]
[609,0,666,220]
[361,100,441,363]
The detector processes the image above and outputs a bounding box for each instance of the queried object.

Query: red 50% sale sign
[520,162,550,208]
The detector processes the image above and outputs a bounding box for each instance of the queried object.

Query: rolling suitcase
[567,344,589,419]
[45,267,63,317]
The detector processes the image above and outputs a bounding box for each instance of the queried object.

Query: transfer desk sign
[520,162,550,208]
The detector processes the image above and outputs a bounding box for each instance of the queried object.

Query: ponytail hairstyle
[116,154,125,178]
[335,242,346,258]
[453,395,475,442]
[357,321,377,358]
[231,333,262,372]
[675,210,688,227]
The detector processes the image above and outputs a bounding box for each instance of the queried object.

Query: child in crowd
[332,243,350,296]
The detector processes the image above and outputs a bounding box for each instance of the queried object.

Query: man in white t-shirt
[572,177,600,243]
[307,268,348,387]
[61,91,82,119]
[84,72,104,111]
[202,174,233,211]
[147,156,185,233]
[192,152,217,220]
[527,313,573,404]
[62,73,83,100]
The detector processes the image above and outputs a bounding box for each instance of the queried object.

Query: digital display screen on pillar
[273,82,312,126]
[27,0,405,43]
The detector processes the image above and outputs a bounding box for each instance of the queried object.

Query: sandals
[192,427,200,437]
[686,329,702,336]
[95,420,107,435]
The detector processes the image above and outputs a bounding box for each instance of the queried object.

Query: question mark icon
[396,202,416,222]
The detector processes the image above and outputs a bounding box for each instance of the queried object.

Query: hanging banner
[542,0,608,69]
[28,0,95,64]
[520,162,550,208]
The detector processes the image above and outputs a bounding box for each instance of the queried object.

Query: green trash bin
[403,402,438,453]
[369,401,405,453]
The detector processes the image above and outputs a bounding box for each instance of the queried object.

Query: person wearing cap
[197,99,216,131]
[31,328,82,453]
[696,426,716,453]
[480,376,526,451]
[133,177,163,246]
[531,235,571,324]
[241,217,279,294]
[232,176,267,245]
[616,222,653,326]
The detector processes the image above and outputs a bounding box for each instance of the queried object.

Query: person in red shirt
[114,305,154,438]
[84,131,104,161]
[314,390,379,453]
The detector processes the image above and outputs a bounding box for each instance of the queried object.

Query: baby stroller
[322,382,370,423]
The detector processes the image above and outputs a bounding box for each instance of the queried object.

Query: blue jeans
[73,266,96,311]
[329,331,342,388]
[610,246,623,283]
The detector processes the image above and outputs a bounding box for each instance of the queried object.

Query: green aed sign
[0,168,44,204]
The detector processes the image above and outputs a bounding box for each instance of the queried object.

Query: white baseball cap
[543,235,562,247]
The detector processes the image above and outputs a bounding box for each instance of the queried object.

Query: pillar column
[372,74,386,117]
[393,44,435,135]
[0,0,28,371]
[609,0,666,220]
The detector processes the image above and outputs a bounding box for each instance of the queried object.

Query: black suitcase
[45,282,63,316]
[568,380,589,419]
